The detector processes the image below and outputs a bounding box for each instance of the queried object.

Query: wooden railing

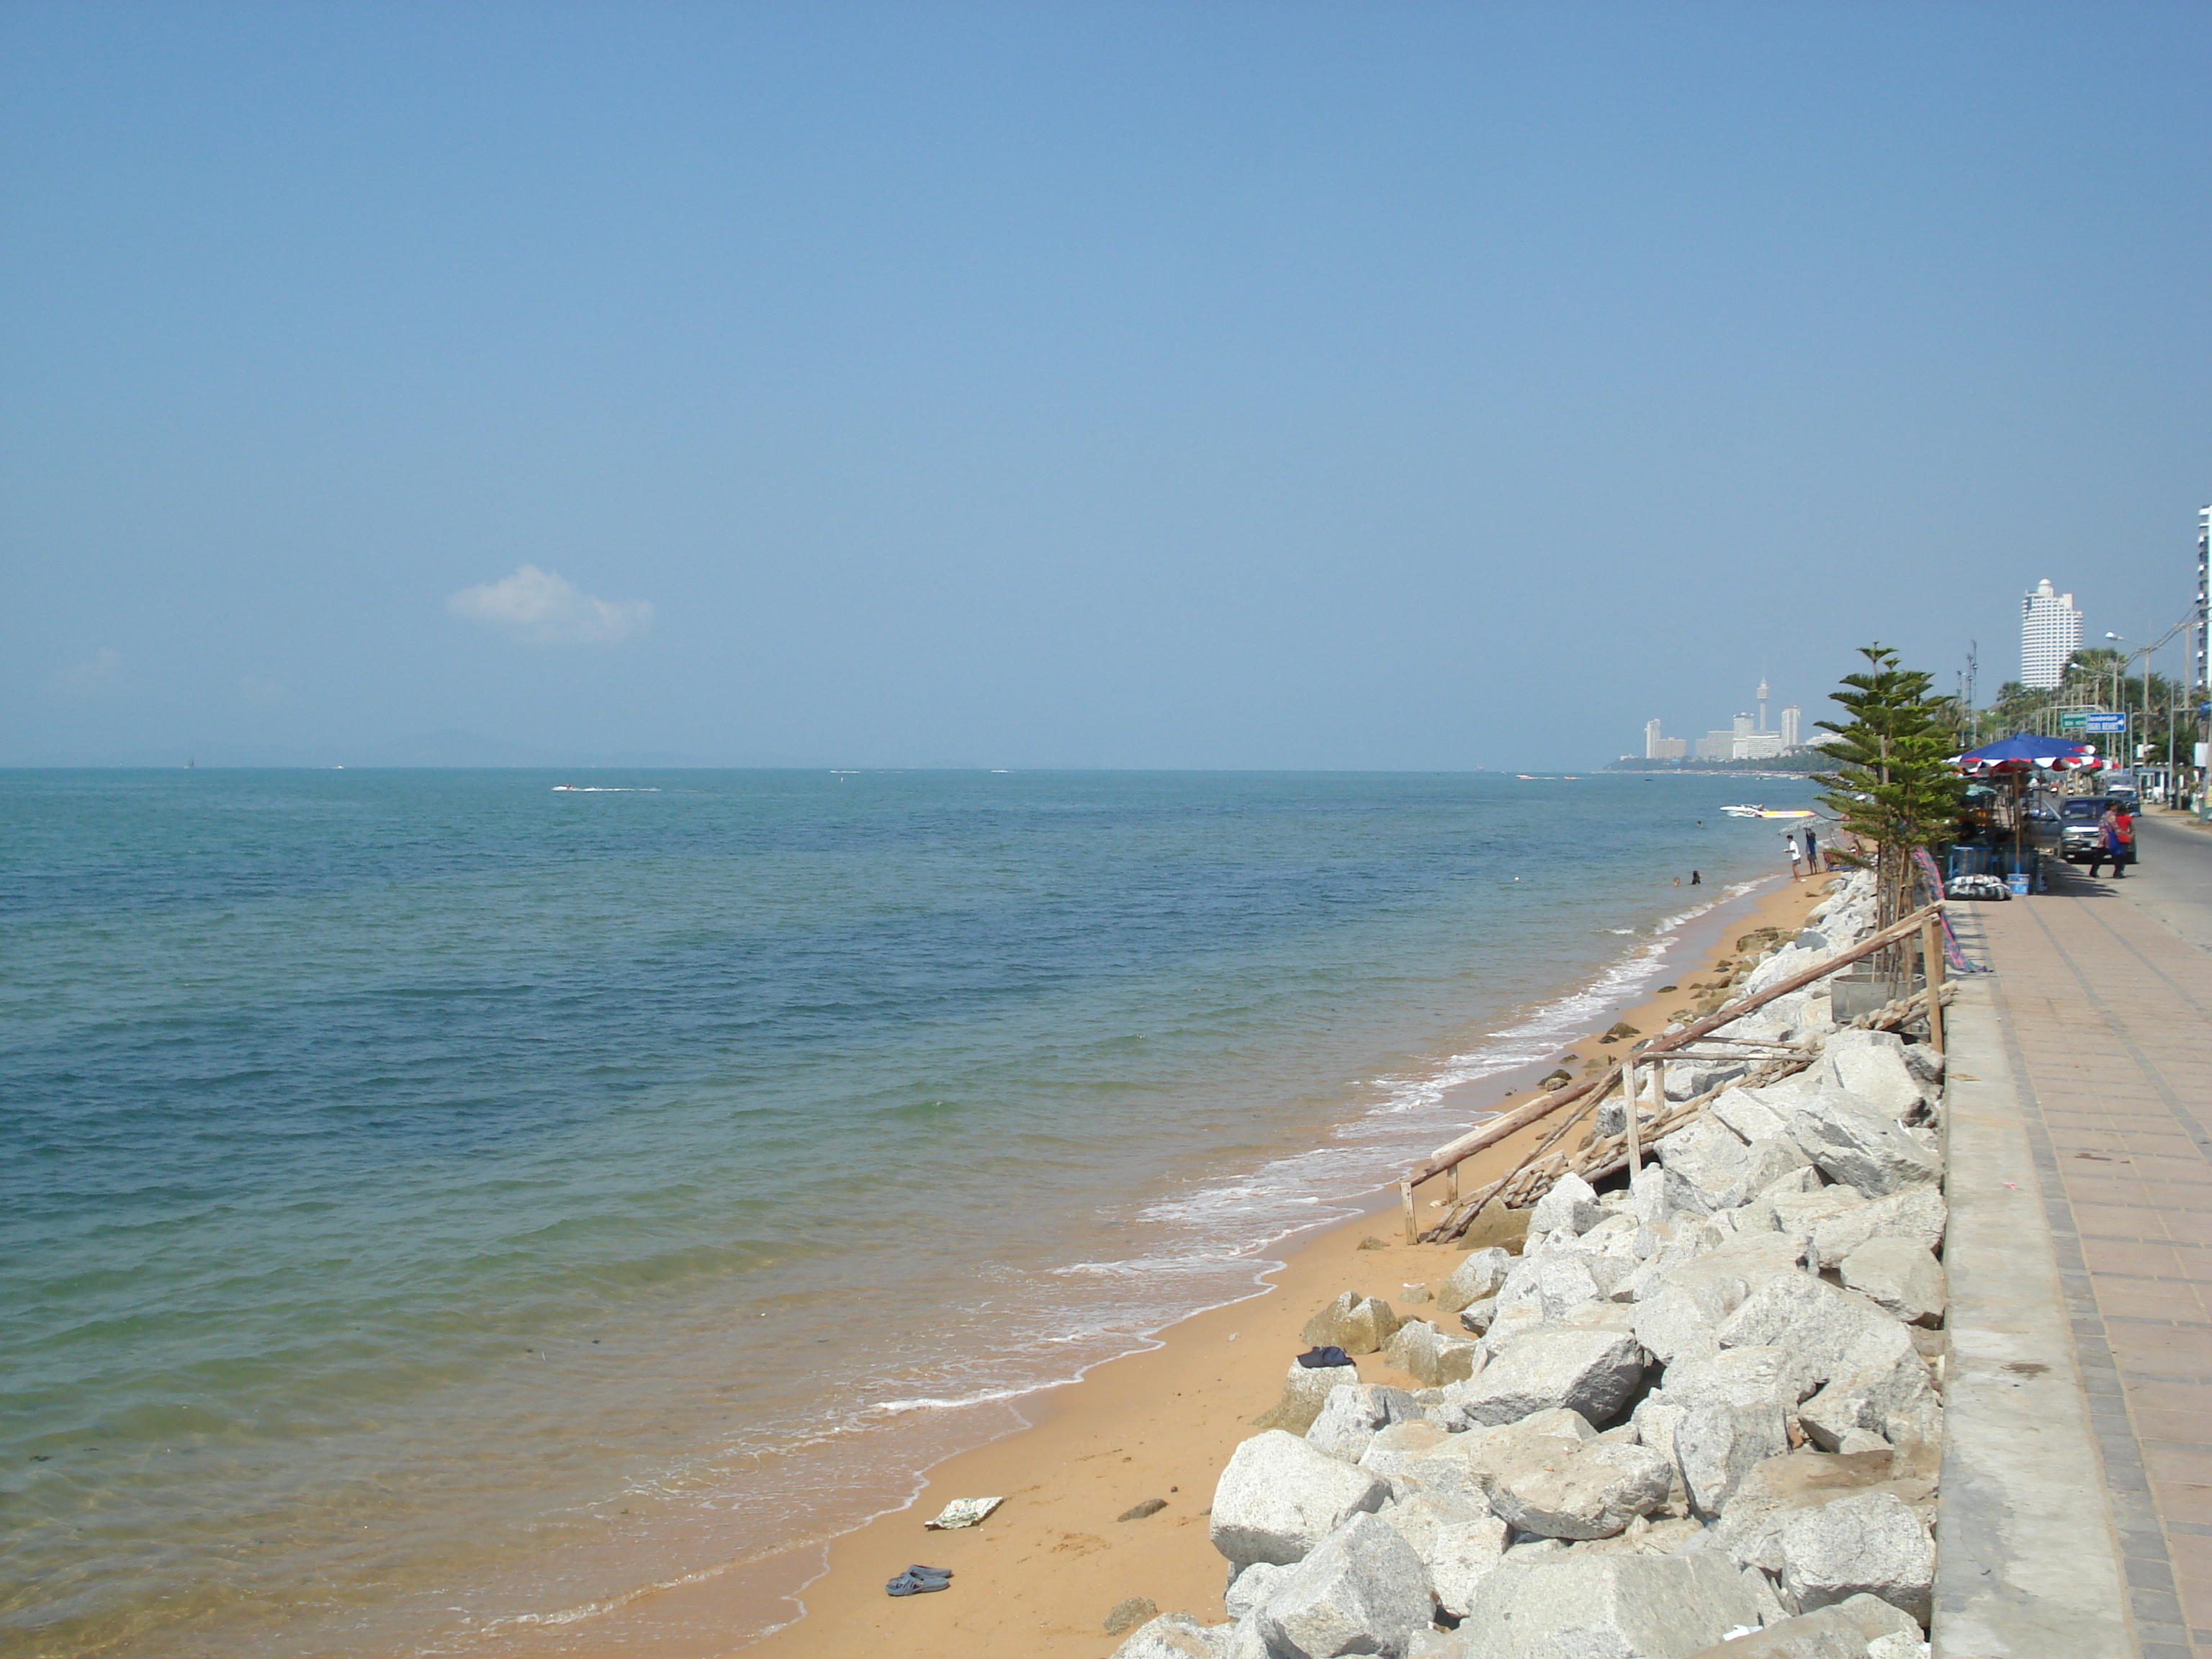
[1398,901,1947,1243]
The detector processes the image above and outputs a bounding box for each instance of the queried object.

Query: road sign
[2083,714,2126,734]
[2058,710,2090,729]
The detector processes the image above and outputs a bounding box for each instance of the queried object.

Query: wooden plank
[1406,902,1942,1185]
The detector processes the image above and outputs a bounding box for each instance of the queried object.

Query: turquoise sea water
[0,768,1811,1657]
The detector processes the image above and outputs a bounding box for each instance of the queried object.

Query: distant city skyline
[1640,678,1804,762]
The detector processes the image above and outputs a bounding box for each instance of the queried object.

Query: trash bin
[2007,872,2031,897]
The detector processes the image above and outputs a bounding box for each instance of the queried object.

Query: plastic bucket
[2007,873,2031,896]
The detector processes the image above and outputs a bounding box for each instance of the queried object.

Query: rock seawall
[1112,871,1943,1659]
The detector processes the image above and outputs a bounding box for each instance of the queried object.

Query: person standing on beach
[1784,837,1805,884]
[1804,827,1820,871]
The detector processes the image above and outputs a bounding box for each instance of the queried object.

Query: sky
[4,1,2208,769]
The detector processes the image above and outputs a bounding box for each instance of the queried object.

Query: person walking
[2089,801,2136,878]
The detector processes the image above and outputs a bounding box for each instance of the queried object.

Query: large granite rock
[1357,1418,1450,1487]
[1477,1436,1676,1539]
[1810,1185,1945,1272]
[1256,1358,1362,1434]
[1672,1398,1790,1517]
[1774,1490,1936,1625]
[1785,1089,1941,1197]
[1254,1511,1433,1659]
[1393,1409,1593,1505]
[1223,1561,1288,1622]
[1442,1325,1646,1428]
[1712,1449,1938,1578]
[1838,1236,1945,1327]
[1457,1551,1765,1659]
[1437,1247,1514,1315]
[1527,1172,1604,1239]
[1717,1274,1938,1451]
[1375,1491,1509,1620]
[1681,1592,1922,1658]
[1209,1431,1391,1568]
[1307,1383,1424,1464]
[1383,1318,1480,1387]
[1108,1610,1225,1659]
[1303,1291,1405,1357]
[1818,1030,1929,1120]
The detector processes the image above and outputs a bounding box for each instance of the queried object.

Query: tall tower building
[1644,718,1663,759]
[2196,507,2209,697]
[1781,704,1802,748]
[2020,579,2082,690]
[1756,678,1770,732]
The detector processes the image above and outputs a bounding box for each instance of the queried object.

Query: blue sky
[5,2,2208,768]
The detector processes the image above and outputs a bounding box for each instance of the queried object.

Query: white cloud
[45,647,122,701]
[445,565,654,645]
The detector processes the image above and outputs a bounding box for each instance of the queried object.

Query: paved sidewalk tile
[1969,873,2212,1657]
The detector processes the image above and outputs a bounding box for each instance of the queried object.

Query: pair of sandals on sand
[885,1564,956,1596]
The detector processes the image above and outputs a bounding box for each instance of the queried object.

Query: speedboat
[1720,804,1763,817]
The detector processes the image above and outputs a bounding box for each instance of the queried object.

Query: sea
[0,767,1816,1658]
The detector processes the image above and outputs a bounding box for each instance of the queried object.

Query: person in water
[1690,870,1701,886]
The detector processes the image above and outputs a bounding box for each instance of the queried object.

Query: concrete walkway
[1938,822,2212,1659]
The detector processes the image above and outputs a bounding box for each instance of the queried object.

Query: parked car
[2056,796,2137,866]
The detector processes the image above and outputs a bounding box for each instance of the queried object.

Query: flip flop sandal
[886,1570,950,1596]
[906,1565,954,1580]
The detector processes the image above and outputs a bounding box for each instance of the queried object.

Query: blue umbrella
[1955,732,2095,770]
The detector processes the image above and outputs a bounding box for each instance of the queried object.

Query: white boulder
[1302,1290,1406,1357]
[1838,1237,1946,1327]
[1786,1090,1941,1197]
[1774,1491,1936,1626]
[1819,1030,1929,1120]
[1443,1325,1647,1428]
[1383,1318,1480,1387]
[1457,1551,1765,1659]
[1478,1436,1676,1539]
[1210,1431,1391,1568]
[1307,1383,1424,1464]
[1810,1185,1944,1272]
[1376,1490,1509,1619]
[1255,1511,1433,1659]
[1437,1246,1514,1314]
[1108,1611,1225,1659]
[1528,1171,1604,1238]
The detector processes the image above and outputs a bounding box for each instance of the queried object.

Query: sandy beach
[493,869,1830,1659]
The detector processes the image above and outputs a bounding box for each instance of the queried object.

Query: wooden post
[1401,1179,1418,1245]
[1923,914,1946,1054]
[1624,1056,1640,1179]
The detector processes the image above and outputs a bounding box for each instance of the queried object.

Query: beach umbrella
[1952,733,2100,774]
[1951,733,2100,876]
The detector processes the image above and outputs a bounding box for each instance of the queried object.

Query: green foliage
[1811,644,1965,923]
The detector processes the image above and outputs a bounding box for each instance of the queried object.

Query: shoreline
[487,870,1826,1659]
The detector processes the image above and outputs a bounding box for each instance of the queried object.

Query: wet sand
[499,871,1829,1659]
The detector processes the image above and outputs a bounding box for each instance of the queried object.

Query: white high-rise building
[1781,704,1802,748]
[1642,719,1685,760]
[2020,579,2082,689]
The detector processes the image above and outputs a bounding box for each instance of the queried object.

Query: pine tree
[1810,645,1964,932]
